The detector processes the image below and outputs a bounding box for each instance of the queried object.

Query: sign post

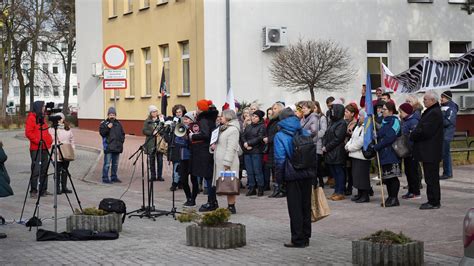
[102,45,127,110]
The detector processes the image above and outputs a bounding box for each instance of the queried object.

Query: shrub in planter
[352,230,423,266]
[66,207,122,233]
[178,208,246,249]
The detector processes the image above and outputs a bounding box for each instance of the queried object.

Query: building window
[72,63,77,74]
[41,42,48,52]
[367,41,389,90]
[125,0,133,13]
[141,0,150,9]
[109,0,117,17]
[450,41,471,89]
[72,85,77,96]
[407,0,433,3]
[53,86,59,96]
[22,64,29,75]
[61,42,67,53]
[42,63,49,73]
[44,86,50,97]
[34,86,40,96]
[127,50,135,97]
[53,64,58,74]
[143,47,152,96]
[408,41,430,67]
[180,41,190,94]
[161,44,170,94]
[13,86,19,97]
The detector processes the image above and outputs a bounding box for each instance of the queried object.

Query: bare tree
[48,0,75,115]
[0,3,13,118]
[270,39,356,101]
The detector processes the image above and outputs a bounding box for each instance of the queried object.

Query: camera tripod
[19,119,83,232]
[127,121,180,221]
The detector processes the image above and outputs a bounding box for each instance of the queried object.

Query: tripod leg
[57,147,83,213]
[20,147,42,222]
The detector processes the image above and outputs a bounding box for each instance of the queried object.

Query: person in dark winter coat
[242,109,266,196]
[440,90,458,179]
[25,101,53,198]
[180,112,198,207]
[374,102,401,207]
[99,107,125,183]
[142,105,165,182]
[411,91,444,210]
[274,108,313,248]
[399,103,421,200]
[265,102,285,198]
[169,104,187,189]
[322,104,347,201]
[190,99,219,212]
[0,141,13,239]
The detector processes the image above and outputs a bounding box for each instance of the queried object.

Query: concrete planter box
[186,223,246,249]
[352,240,424,266]
[66,213,122,232]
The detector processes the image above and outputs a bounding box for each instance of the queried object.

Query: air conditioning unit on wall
[460,95,474,109]
[262,26,288,51]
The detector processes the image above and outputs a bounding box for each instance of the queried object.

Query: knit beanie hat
[399,103,413,115]
[107,107,116,115]
[253,110,265,120]
[184,111,196,123]
[441,90,452,100]
[197,99,213,112]
[148,105,158,113]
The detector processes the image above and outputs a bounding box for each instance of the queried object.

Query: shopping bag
[311,187,330,222]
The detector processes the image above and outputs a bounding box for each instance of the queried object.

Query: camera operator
[48,113,74,194]
[142,105,165,182]
[99,107,125,184]
[25,101,53,198]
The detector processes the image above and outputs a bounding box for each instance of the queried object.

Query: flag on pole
[363,73,374,151]
[225,87,236,111]
[160,67,168,116]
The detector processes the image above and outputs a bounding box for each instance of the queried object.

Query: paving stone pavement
[0,129,470,265]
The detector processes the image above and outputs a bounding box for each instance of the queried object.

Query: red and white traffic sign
[103,79,127,90]
[102,45,127,69]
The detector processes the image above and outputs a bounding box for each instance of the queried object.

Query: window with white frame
[42,63,49,73]
[53,64,58,74]
[72,63,77,74]
[409,41,430,67]
[125,0,133,13]
[44,86,50,97]
[72,85,77,96]
[61,42,67,52]
[13,86,19,97]
[109,0,117,17]
[181,41,190,94]
[161,44,170,94]
[53,86,59,96]
[367,41,389,90]
[141,0,150,9]
[34,86,39,96]
[127,50,135,97]
[143,47,152,96]
[450,41,471,89]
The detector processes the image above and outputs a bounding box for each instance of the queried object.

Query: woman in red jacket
[25,101,53,198]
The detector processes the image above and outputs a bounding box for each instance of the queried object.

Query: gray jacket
[301,113,327,155]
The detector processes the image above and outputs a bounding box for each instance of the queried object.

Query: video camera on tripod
[44,102,63,126]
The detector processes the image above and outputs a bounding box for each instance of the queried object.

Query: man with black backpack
[274,107,317,248]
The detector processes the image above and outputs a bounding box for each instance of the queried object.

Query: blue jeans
[103,152,120,181]
[442,140,452,177]
[173,162,181,184]
[327,164,345,194]
[244,154,264,189]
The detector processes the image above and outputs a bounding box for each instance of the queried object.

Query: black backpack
[291,131,317,170]
[99,198,126,224]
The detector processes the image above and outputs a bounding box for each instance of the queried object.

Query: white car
[461,208,474,265]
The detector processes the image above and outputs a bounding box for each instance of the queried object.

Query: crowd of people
[21,86,459,248]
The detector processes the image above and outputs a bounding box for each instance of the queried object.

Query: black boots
[228,204,236,214]
[246,187,256,196]
[184,198,196,207]
[269,184,280,198]
[355,190,370,203]
[382,197,400,207]
[199,200,218,212]
[258,186,264,197]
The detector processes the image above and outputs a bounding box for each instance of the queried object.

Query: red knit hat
[399,103,413,115]
[197,99,213,112]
